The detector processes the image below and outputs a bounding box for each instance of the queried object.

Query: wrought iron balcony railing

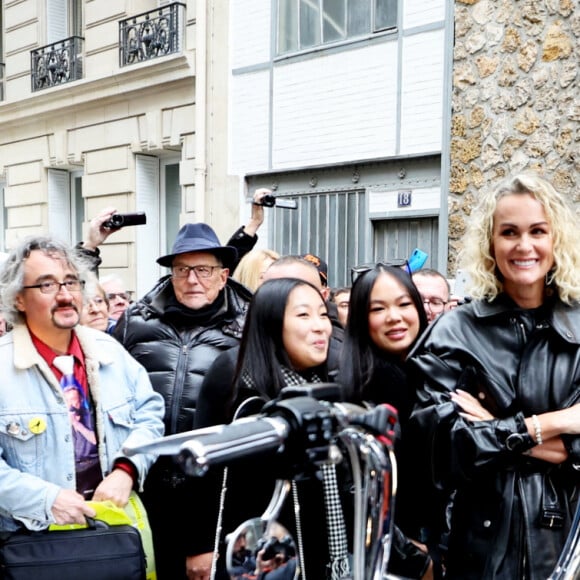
[0,63,4,101]
[119,2,185,67]
[31,36,83,92]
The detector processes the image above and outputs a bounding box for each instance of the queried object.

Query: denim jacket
[0,324,165,532]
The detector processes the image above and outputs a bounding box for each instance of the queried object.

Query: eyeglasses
[23,279,85,295]
[171,265,222,279]
[423,298,447,313]
[88,297,107,306]
[107,292,133,302]
[350,260,410,284]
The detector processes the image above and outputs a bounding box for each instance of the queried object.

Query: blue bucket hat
[157,223,238,268]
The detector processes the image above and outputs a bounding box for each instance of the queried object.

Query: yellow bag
[49,492,156,580]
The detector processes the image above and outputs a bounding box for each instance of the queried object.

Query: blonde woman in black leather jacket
[408,172,580,579]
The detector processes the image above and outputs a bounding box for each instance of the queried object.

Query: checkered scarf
[322,462,351,579]
[242,365,351,578]
[241,365,323,390]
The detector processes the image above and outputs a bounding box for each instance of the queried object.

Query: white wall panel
[272,43,398,169]
[230,1,272,69]
[400,29,444,155]
[404,0,446,29]
[229,70,271,174]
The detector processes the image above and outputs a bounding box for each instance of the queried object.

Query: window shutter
[47,0,68,44]
[48,168,71,243]
[135,155,161,295]
[0,182,6,252]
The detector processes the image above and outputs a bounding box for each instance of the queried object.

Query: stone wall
[449,0,579,272]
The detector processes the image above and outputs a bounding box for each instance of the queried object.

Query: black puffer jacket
[407,294,580,579]
[113,274,252,435]
[113,275,252,580]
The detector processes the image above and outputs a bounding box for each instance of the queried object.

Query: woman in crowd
[190,277,333,579]
[80,273,110,332]
[337,263,434,579]
[407,172,580,579]
[232,248,280,292]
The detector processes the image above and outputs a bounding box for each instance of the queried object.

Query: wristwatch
[505,432,534,453]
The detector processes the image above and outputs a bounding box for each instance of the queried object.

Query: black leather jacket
[113,275,252,435]
[407,294,580,579]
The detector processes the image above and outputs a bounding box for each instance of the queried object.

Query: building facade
[0,0,238,295]
[228,0,453,288]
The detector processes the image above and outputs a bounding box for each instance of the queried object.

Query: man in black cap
[113,222,252,580]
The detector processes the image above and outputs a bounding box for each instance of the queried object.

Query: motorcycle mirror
[225,519,299,579]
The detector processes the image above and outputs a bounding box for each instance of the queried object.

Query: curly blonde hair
[459,172,580,304]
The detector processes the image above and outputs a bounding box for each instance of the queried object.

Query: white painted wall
[229,70,271,174]
[272,43,398,168]
[230,1,272,68]
[403,0,446,28]
[400,29,445,154]
[229,2,446,173]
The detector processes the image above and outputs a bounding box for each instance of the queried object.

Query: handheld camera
[255,195,298,210]
[103,212,147,229]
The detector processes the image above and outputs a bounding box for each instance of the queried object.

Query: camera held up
[103,212,147,229]
[255,195,298,210]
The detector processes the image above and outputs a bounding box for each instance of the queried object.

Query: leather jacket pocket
[539,471,566,530]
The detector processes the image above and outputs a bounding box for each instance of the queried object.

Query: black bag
[0,519,146,580]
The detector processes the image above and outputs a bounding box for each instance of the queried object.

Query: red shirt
[31,328,137,488]
[31,331,88,397]
[31,330,103,498]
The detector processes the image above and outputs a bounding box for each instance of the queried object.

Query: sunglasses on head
[350,259,410,284]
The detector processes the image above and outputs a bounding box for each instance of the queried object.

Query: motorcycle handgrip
[177,416,289,476]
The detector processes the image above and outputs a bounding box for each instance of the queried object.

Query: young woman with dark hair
[339,264,428,406]
[338,264,435,579]
[195,277,331,427]
[190,277,334,579]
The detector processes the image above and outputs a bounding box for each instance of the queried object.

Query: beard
[51,303,80,329]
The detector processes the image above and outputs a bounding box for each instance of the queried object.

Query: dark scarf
[163,288,226,327]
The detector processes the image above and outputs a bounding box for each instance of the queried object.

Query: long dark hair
[232,277,329,400]
[338,264,428,401]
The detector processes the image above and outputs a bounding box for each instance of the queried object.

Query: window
[277,0,396,55]
[47,169,84,245]
[46,0,82,43]
[135,155,181,295]
[32,1,83,91]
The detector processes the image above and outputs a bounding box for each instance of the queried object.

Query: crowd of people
[0,171,579,580]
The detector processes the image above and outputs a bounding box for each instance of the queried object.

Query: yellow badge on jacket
[28,417,47,434]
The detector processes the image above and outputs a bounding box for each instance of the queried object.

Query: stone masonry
[449,0,579,272]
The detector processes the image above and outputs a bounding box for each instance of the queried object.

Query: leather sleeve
[388,524,432,579]
[409,351,533,488]
[227,226,258,271]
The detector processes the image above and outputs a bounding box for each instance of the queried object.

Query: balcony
[31,36,84,92]
[119,2,185,67]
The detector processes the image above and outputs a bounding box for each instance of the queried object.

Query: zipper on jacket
[518,476,533,580]
[169,344,190,434]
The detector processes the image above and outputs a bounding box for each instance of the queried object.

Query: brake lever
[349,404,398,447]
